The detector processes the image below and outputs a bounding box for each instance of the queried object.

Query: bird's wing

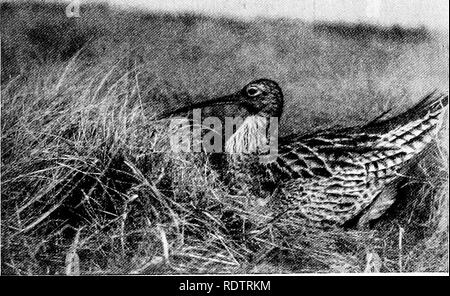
[274,91,448,181]
[272,133,400,227]
[270,92,448,227]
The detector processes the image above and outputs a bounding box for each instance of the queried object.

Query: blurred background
[109,0,449,30]
[1,0,449,135]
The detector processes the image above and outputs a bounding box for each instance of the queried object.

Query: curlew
[161,79,448,229]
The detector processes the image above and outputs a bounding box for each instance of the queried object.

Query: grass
[0,1,448,274]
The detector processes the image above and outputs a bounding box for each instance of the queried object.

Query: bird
[159,79,448,229]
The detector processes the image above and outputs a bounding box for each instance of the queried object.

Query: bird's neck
[225,115,271,154]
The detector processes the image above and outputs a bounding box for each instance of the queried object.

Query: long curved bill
[156,93,243,119]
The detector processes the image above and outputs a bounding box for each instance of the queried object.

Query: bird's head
[237,79,284,118]
[158,79,284,119]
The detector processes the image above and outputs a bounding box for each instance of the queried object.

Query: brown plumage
[162,79,448,229]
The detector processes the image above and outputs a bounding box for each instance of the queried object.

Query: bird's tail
[371,91,448,160]
[355,92,447,227]
[366,91,448,134]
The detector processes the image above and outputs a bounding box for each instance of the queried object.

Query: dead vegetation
[1,1,448,274]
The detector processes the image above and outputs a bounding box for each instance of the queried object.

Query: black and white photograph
[0,0,448,277]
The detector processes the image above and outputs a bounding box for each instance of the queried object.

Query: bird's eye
[247,87,260,97]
